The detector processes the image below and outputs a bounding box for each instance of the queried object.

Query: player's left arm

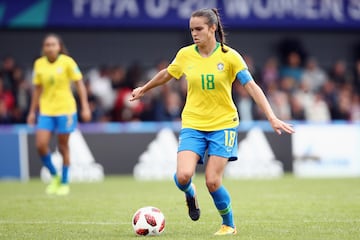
[231,49,294,135]
[243,79,294,135]
[74,80,91,122]
[68,57,91,122]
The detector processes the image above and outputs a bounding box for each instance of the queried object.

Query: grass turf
[0,175,359,240]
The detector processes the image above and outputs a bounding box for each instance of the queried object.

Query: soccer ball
[132,206,165,236]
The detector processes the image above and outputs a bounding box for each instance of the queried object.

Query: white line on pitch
[0,220,209,225]
[0,220,126,225]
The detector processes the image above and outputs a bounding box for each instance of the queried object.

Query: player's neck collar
[46,54,61,63]
[195,42,220,57]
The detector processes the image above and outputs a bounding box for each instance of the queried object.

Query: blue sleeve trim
[237,69,253,86]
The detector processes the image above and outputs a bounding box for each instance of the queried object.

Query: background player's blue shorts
[37,113,77,133]
[178,127,238,164]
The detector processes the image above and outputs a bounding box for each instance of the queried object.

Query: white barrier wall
[293,124,360,178]
[2,122,360,180]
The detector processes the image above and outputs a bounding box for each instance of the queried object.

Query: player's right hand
[27,111,36,126]
[130,87,144,101]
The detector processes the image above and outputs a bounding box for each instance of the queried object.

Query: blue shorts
[178,127,238,164]
[37,114,77,134]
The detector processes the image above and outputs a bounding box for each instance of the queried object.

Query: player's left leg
[55,114,77,196]
[56,133,71,196]
[206,128,238,235]
[205,156,236,235]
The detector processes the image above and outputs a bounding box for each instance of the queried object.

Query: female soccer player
[27,34,91,195]
[130,9,295,235]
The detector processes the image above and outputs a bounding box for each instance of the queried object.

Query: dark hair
[42,33,69,56]
[191,8,227,53]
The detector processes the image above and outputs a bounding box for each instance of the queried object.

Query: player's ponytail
[211,8,227,53]
[191,8,228,53]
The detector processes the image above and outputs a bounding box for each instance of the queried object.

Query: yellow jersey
[32,54,82,115]
[167,43,248,131]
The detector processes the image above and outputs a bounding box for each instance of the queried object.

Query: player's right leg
[175,128,206,221]
[175,151,200,221]
[36,115,58,194]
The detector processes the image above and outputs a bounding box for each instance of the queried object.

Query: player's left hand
[81,107,91,122]
[269,118,295,135]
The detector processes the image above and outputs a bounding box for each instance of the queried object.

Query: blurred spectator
[0,78,15,110]
[0,78,15,124]
[301,58,327,92]
[261,57,279,89]
[353,59,360,95]
[304,91,331,122]
[0,101,11,124]
[126,62,144,88]
[146,60,169,80]
[321,80,339,119]
[155,90,182,121]
[280,51,304,84]
[87,65,115,114]
[112,62,145,122]
[293,81,314,120]
[266,83,291,120]
[280,76,296,94]
[110,65,127,90]
[11,66,31,123]
[289,96,305,120]
[329,60,351,86]
[0,56,16,93]
[139,60,172,121]
[350,94,360,122]
[334,85,352,120]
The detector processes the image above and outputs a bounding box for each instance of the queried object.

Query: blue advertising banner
[0,0,360,29]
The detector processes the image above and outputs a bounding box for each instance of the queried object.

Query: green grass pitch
[0,175,359,240]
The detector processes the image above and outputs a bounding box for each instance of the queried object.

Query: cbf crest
[217,62,224,71]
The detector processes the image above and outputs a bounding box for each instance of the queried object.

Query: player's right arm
[131,48,185,101]
[130,68,173,101]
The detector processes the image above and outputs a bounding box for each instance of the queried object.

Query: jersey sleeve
[67,57,83,81]
[229,49,254,86]
[32,60,41,85]
[167,48,185,79]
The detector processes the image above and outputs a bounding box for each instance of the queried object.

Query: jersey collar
[46,54,61,64]
[194,42,220,57]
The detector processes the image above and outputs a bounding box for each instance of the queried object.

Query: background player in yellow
[27,34,91,195]
[130,8,295,235]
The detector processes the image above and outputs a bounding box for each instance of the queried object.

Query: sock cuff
[41,152,51,161]
[210,185,228,198]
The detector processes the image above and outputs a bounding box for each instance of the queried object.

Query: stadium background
[0,0,360,179]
